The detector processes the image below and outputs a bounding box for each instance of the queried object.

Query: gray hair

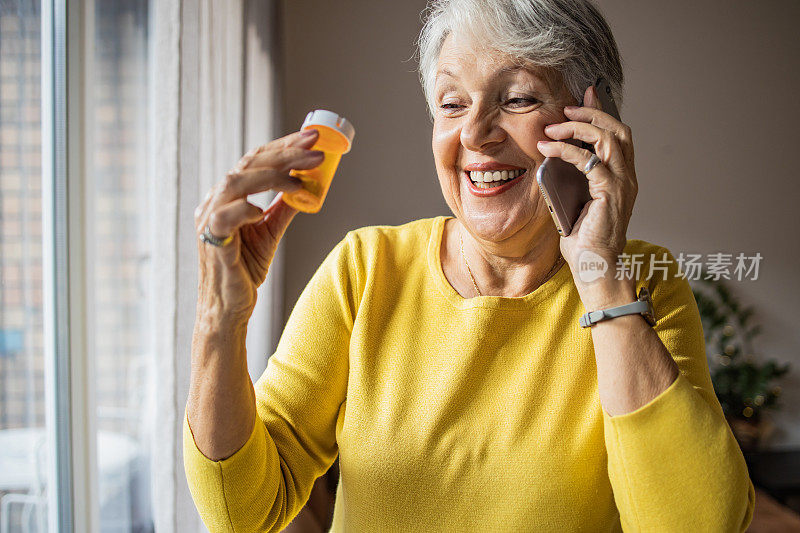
[416,0,624,118]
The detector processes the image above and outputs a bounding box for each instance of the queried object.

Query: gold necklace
[460,231,483,296]
[459,229,564,298]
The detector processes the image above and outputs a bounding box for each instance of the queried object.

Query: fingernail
[308,150,325,158]
[300,129,318,137]
[564,105,578,111]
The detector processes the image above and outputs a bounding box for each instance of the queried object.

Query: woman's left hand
[537,85,638,281]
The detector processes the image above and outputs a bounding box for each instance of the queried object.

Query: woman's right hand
[193,129,324,325]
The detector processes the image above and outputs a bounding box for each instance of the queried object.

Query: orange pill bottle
[283,110,355,213]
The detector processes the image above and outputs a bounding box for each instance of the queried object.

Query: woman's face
[432,33,578,244]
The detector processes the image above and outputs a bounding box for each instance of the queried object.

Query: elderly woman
[184,0,755,531]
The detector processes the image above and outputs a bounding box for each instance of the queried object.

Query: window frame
[42,0,99,531]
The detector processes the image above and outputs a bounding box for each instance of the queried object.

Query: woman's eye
[440,103,463,110]
[505,97,538,107]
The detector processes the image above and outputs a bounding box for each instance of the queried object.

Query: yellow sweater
[184,215,755,532]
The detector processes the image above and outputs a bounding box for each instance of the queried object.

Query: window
[0,1,50,531]
[1,1,274,529]
[87,1,152,531]
[0,0,153,531]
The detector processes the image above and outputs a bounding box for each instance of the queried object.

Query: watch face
[637,287,656,326]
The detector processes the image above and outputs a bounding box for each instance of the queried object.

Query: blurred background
[0,0,798,531]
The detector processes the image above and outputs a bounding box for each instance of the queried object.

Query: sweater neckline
[426,215,572,311]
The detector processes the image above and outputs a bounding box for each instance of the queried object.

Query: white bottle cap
[301,110,355,151]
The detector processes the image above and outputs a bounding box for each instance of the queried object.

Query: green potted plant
[691,276,790,452]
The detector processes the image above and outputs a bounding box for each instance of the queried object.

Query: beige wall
[278,0,800,448]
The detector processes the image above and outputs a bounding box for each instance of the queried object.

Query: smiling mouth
[466,168,527,189]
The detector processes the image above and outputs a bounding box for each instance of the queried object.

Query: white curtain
[148,1,282,530]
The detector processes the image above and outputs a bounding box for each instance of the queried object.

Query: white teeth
[468,168,525,186]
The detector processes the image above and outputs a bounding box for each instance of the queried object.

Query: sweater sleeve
[183,231,361,532]
[602,245,755,532]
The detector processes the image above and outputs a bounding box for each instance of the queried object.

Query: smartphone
[536,77,621,236]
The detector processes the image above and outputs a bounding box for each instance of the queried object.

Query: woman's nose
[459,108,505,152]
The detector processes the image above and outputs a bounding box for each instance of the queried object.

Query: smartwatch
[579,286,656,328]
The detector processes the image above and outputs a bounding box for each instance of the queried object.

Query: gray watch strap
[579,299,650,328]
